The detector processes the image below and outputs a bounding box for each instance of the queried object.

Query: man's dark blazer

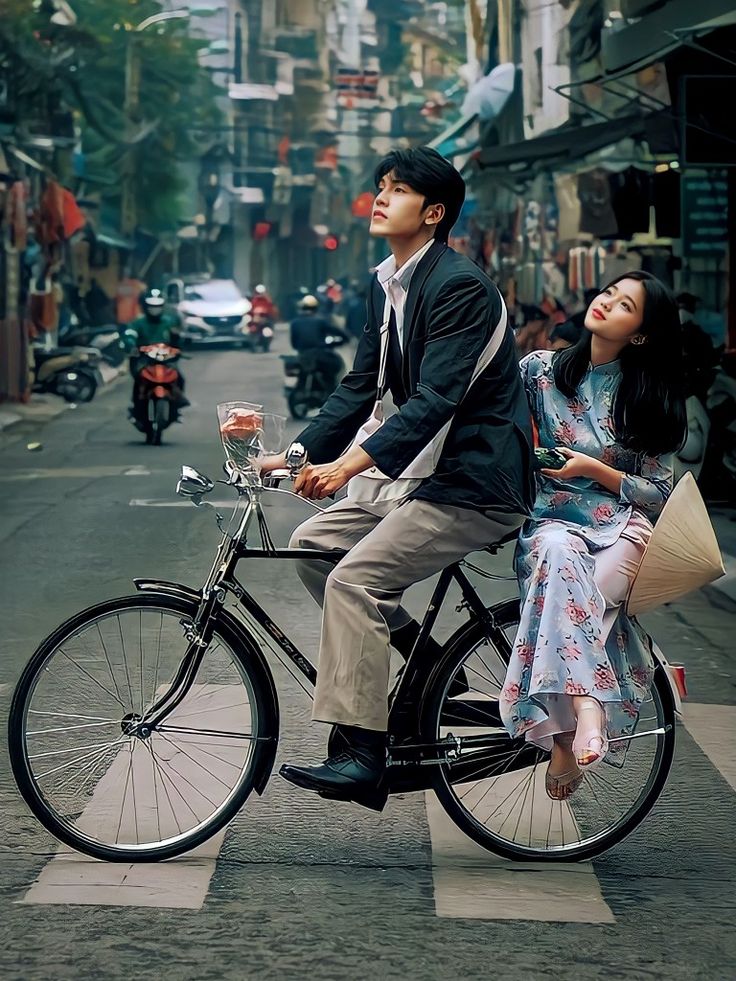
[297,240,535,516]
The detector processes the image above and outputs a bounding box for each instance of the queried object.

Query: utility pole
[120,10,196,236]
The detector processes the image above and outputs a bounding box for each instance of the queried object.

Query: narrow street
[1,326,735,980]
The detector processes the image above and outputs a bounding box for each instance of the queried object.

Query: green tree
[0,0,223,233]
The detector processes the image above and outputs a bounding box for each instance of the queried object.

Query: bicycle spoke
[116,616,136,711]
[95,622,125,707]
[156,725,256,740]
[28,710,118,722]
[27,720,119,735]
[157,733,234,794]
[58,647,126,709]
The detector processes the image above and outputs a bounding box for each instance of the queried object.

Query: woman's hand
[540,447,597,481]
[541,448,625,495]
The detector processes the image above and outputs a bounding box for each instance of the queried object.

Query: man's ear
[425,203,445,228]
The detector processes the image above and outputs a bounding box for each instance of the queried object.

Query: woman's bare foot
[545,733,583,801]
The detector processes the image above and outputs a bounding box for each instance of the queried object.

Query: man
[125,288,187,425]
[261,146,535,807]
[289,293,348,396]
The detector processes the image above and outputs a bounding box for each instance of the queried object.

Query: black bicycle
[8,431,679,864]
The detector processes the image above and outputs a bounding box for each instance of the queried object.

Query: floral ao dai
[500,351,674,757]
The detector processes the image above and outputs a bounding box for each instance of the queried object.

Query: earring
[631,335,647,346]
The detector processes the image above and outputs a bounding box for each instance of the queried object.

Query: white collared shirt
[375,238,435,346]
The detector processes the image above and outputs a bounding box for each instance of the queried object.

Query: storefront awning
[600,0,736,79]
[96,229,135,250]
[428,114,478,159]
[477,112,655,173]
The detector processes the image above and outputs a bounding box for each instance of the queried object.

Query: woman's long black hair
[552,270,687,457]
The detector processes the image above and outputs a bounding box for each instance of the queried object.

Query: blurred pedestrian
[501,271,687,800]
[677,292,717,404]
[343,280,367,339]
[86,278,113,327]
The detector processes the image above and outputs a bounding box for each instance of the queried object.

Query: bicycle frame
[135,477,508,740]
[135,470,678,764]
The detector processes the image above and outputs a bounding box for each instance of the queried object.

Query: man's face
[369,170,443,239]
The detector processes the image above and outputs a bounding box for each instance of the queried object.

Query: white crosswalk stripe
[425,791,615,923]
[15,695,736,917]
[21,685,245,910]
[681,702,736,793]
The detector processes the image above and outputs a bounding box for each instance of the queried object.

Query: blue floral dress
[500,350,673,757]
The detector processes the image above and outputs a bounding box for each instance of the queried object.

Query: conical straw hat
[627,472,725,615]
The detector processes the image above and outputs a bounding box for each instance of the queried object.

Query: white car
[172,279,252,346]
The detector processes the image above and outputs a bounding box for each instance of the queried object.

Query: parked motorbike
[280,336,345,419]
[60,323,127,367]
[31,344,103,403]
[131,344,186,445]
[242,311,274,353]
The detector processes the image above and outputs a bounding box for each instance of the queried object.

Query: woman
[500,272,687,800]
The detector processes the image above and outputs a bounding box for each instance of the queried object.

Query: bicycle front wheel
[425,602,676,862]
[9,594,275,862]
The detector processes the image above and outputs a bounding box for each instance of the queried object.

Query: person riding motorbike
[125,288,188,424]
[289,294,347,392]
[251,284,278,323]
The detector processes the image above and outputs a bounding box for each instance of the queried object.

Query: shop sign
[681,171,728,258]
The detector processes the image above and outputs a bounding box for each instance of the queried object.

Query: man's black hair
[373,146,465,243]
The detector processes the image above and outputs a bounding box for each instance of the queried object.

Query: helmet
[298,294,320,311]
[141,288,166,317]
[254,284,267,295]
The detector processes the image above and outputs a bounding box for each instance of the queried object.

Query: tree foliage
[0,0,223,232]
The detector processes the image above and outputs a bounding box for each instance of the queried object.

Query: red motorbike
[242,310,274,352]
[132,344,186,445]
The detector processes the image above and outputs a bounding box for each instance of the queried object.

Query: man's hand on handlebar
[293,445,374,501]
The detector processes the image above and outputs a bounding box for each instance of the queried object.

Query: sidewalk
[0,362,125,439]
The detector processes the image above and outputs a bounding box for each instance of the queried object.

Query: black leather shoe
[280,727,388,811]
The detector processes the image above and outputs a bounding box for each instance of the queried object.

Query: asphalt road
[1,326,735,981]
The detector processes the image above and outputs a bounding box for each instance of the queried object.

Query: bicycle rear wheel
[9,594,275,862]
[424,601,676,862]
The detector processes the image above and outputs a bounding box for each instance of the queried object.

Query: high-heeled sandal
[573,698,609,768]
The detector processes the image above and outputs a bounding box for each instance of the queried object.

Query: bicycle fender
[650,640,685,716]
[134,578,201,602]
[132,579,280,794]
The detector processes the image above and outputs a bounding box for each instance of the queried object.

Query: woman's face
[584,277,646,343]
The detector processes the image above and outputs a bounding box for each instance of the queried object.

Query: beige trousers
[289,497,524,730]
